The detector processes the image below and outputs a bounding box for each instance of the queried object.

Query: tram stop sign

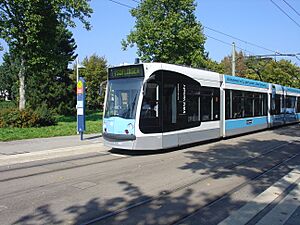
[77,77,86,136]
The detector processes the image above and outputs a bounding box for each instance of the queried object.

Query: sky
[1,0,300,66]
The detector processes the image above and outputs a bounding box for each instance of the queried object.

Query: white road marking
[0,205,8,212]
[218,167,300,225]
[109,153,128,158]
[256,182,300,225]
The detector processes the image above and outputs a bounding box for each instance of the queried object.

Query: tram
[102,63,300,150]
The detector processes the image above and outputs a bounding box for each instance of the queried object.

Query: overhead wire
[130,0,140,4]
[107,0,134,9]
[270,0,300,29]
[106,0,299,62]
[205,35,255,55]
[282,0,300,17]
[203,26,277,54]
[107,0,267,56]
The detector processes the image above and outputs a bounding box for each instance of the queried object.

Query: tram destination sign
[109,65,144,79]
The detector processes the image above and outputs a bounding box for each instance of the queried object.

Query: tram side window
[226,90,267,119]
[263,94,268,116]
[200,87,220,122]
[163,82,178,132]
[253,93,261,117]
[272,94,281,115]
[298,97,300,113]
[244,92,254,117]
[232,91,244,119]
[140,73,162,134]
[186,85,201,123]
[225,90,231,119]
[286,96,296,114]
[200,88,212,121]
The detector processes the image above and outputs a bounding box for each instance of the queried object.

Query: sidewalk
[0,133,103,156]
[0,133,108,167]
[218,167,300,225]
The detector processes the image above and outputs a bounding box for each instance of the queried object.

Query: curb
[0,142,108,167]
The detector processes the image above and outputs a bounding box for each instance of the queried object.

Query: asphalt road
[0,124,300,225]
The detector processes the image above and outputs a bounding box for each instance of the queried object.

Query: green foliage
[0,25,77,115]
[79,54,108,110]
[0,108,56,128]
[220,51,248,77]
[0,100,15,109]
[0,0,92,51]
[220,51,300,89]
[205,58,225,74]
[122,0,207,67]
[25,25,77,115]
[0,111,102,141]
[245,59,300,88]
[0,53,19,101]
[0,0,93,110]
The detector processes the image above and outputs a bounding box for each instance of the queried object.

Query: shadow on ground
[12,126,300,225]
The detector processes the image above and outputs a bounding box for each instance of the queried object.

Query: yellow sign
[77,81,83,89]
[77,80,83,94]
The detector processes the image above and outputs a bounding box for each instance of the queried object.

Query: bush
[0,108,57,128]
[0,101,16,110]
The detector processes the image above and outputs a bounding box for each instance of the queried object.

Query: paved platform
[217,167,300,225]
[0,133,103,155]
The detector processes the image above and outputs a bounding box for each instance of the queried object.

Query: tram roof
[110,63,300,95]
[142,62,221,82]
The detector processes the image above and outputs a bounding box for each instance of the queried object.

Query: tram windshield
[104,78,143,119]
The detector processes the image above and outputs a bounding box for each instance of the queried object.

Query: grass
[0,110,103,142]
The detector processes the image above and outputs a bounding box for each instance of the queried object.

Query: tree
[0,0,92,110]
[220,51,300,89]
[220,51,248,77]
[26,25,78,115]
[122,0,207,67]
[77,55,108,110]
[246,59,300,88]
[205,58,224,74]
[0,53,19,101]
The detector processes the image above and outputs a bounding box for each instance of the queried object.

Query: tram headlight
[125,123,134,135]
[127,123,133,130]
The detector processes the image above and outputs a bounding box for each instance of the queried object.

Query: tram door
[139,72,163,148]
[140,71,200,149]
[162,72,179,148]
[161,71,201,148]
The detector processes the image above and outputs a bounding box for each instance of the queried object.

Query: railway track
[0,152,130,183]
[81,140,300,225]
[0,132,293,183]
[0,134,299,225]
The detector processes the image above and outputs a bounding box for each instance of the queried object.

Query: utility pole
[232,42,236,76]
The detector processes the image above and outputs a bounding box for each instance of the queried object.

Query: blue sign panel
[286,87,300,94]
[224,75,269,89]
[77,77,86,134]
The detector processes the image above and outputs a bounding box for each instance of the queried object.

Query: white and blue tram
[102,63,300,150]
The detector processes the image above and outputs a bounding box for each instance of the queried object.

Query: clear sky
[1,0,300,66]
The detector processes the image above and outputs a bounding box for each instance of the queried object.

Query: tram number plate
[246,119,253,125]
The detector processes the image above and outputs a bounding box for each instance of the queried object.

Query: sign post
[77,77,86,140]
